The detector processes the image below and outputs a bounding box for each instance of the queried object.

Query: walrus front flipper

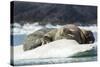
[42,29,57,45]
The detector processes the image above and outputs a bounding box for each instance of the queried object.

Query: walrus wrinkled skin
[23,28,53,51]
[80,29,95,44]
[43,24,95,44]
[23,24,95,51]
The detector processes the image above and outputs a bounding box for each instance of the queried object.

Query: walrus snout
[86,30,95,44]
[88,35,95,43]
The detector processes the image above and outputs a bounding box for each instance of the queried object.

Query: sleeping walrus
[23,24,95,51]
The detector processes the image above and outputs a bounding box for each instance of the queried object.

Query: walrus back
[23,28,54,51]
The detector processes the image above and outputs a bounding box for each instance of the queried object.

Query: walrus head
[42,24,95,45]
[62,24,95,44]
[80,29,95,44]
[62,24,84,44]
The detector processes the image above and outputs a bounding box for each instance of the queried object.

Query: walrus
[23,24,95,51]
[23,28,53,51]
[43,24,95,44]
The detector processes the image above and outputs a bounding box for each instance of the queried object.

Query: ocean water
[11,34,26,46]
[11,23,97,66]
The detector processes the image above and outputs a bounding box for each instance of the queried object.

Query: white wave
[45,23,63,28]
[12,22,97,35]
[12,23,44,35]
[14,39,96,60]
[78,25,97,32]
[13,23,21,28]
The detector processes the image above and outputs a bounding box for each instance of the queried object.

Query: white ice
[14,39,96,61]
